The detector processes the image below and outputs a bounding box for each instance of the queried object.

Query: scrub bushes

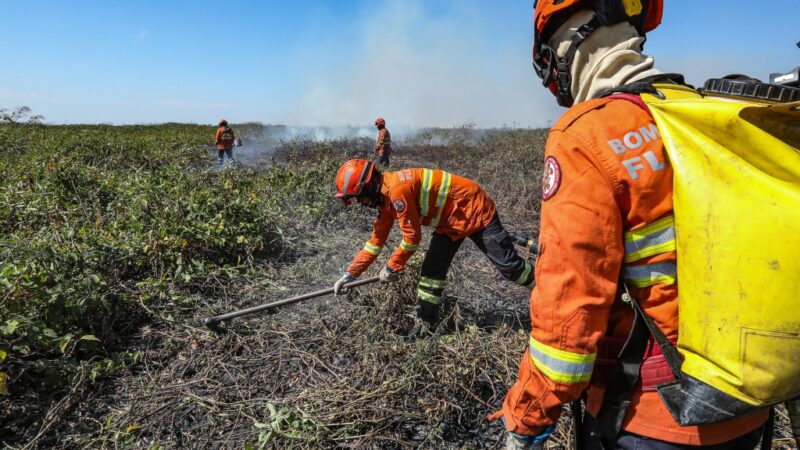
[0,124,338,398]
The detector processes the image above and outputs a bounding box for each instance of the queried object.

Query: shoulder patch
[542,156,562,201]
[393,199,406,212]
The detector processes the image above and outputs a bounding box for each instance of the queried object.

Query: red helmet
[532,0,663,106]
[218,119,228,126]
[374,117,386,127]
[335,159,377,205]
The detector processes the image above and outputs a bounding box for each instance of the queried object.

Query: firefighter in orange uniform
[214,119,236,168]
[373,117,391,166]
[490,1,769,449]
[332,159,534,330]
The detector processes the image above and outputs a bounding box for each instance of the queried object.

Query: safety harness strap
[593,285,682,438]
[599,73,688,100]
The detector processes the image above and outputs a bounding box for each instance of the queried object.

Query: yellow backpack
[633,79,800,426]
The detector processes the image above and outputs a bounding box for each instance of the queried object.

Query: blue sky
[1,0,797,127]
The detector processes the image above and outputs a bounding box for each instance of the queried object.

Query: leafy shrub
[0,123,338,393]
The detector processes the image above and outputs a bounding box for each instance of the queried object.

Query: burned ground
[0,125,794,449]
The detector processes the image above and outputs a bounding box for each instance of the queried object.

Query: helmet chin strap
[359,177,384,208]
[551,14,602,107]
[366,193,384,208]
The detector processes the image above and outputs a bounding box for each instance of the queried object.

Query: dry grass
[1,127,794,449]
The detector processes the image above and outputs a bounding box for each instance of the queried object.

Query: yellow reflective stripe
[621,262,677,288]
[419,276,445,289]
[419,169,433,217]
[417,288,442,305]
[399,240,418,252]
[515,261,533,285]
[624,216,676,262]
[626,215,674,241]
[429,171,452,228]
[529,336,595,384]
[362,242,383,256]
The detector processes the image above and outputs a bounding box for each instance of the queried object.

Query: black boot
[415,301,440,327]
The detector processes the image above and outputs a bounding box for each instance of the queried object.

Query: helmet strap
[360,176,384,208]
[552,15,602,107]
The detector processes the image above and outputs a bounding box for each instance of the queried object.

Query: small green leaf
[79,334,100,342]
[1,320,19,335]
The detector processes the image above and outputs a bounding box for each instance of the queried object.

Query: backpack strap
[592,284,683,439]
[599,73,689,98]
[601,73,689,113]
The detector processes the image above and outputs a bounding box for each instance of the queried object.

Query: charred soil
[0,124,794,449]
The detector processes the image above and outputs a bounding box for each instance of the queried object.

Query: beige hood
[549,9,662,104]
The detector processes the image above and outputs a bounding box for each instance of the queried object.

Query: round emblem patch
[542,156,562,201]
[393,199,406,212]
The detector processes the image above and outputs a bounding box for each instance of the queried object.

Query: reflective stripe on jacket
[496,97,768,444]
[346,168,496,276]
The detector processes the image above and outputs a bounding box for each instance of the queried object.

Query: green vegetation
[4,123,791,449]
[0,123,339,402]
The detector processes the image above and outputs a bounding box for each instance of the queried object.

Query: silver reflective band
[624,215,676,263]
[420,169,433,217]
[429,171,452,227]
[399,240,418,252]
[419,276,445,289]
[621,261,677,288]
[417,288,442,305]
[529,337,595,383]
[362,242,383,256]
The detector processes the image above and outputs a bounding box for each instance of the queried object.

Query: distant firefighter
[373,117,391,166]
[214,119,237,168]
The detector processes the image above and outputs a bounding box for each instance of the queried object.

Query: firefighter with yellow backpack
[490,0,800,449]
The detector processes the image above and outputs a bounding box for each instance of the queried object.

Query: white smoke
[279,1,560,129]
[228,123,500,166]
[227,125,385,165]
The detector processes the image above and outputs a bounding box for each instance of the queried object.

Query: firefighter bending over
[332,159,534,332]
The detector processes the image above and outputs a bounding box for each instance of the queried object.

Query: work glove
[333,273,357,296]
[504,425,555,450]
[379,265,399,283]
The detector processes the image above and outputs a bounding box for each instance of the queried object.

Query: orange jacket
[215,126,235,150]
[346,168,496,277]
[494,97,767,444]
[375,128,391,156]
